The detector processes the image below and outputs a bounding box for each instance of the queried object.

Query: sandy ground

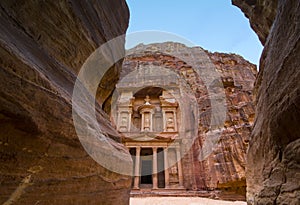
[130,197,247,205]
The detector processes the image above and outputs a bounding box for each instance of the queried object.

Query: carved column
[141,113,144,132]
[150,111,154,132]
[176,146,184,187]
[128,111,132,132]
[133,147,141,189]
[162,111,166,132]
[117,111,121,130]
[152,147,158,189]
[164,147,170,188]
[173,111,177,132]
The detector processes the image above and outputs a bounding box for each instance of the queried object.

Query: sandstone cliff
[0,1,131,204]
[233,0,300,204]
[122,42,257,198]
[232,0,278,45]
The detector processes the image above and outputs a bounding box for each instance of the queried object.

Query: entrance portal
[116,89,184,190]
[157,148,165,188]
[138,148,167,188]
[141,160,152,185]
[140,148,153,188]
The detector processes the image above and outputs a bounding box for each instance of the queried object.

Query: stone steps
[130,189,246,201]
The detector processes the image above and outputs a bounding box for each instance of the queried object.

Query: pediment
[123,132,177,142]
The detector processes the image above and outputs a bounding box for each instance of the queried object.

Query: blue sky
[125,0,263,66]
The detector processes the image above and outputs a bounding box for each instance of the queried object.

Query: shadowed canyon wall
[1,0,299,204]
[233,0,300,204]
[0,1,132,204]
[122,42,257,197]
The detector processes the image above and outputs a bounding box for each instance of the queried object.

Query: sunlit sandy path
[130,197,247,205]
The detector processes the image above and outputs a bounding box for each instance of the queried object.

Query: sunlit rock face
[122,42,257,198]
[233,0,300,204]
[0,0,132,204]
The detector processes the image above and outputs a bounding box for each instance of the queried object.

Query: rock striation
[0,0,131,204]
[122,42,257,198]
[233,0,300,204]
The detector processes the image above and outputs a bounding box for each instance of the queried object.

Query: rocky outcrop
[122,42,257,198]
[0,1,131,204]
[232,0,278,45]
[233,0,300,204]
[200,52,256,196]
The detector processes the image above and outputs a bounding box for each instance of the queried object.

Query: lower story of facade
[125,139,185,190]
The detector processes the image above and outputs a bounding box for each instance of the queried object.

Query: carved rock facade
[120,42,257,198]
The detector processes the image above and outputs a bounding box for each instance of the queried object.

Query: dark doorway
[157,148,165,188]
[140,148,153,187]
[141,160,152,184]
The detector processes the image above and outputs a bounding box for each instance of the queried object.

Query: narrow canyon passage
[0,0,299,205]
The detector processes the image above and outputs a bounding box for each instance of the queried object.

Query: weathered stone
[122,42,257,199]
[0,0,131,204]
[232,0,278,45]
[233,0,300,204]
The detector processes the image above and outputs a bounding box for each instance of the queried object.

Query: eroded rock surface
[232,0,278,45]
[122,42,257,198]
[0,0,131,204]
[233,0,300,204]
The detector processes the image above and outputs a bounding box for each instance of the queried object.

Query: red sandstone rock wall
[122,42,257,195]
[0,1,131,204]
[197,52,256,193]
[233,0,300,204]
